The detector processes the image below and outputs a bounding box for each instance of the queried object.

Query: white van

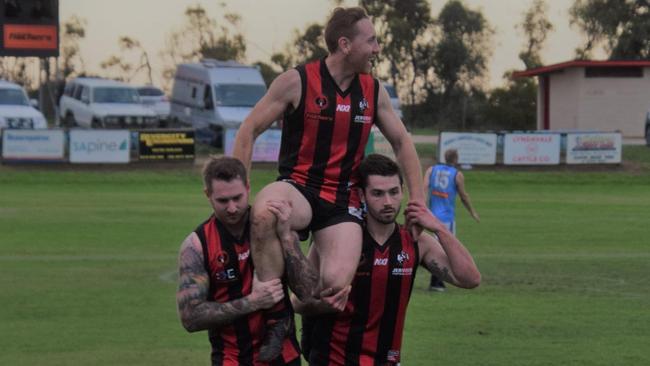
[0,80,47,129]
[382,82,403,119]
[170,59,267,146]
[59,77,158,128]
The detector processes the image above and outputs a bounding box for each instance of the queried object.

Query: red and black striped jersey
[305,224,419,366]
[278,58,378,208]
[195,215,301,366]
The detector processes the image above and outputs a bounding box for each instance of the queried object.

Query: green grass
[415,142,438,161]
[410,127,439,136]
[1,167,649,365]
[623,144,650,165]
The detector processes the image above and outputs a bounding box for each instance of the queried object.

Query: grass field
[1,159,649,365]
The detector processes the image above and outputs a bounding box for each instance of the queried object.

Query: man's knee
[251,204,277,239]
[320,263,356,292]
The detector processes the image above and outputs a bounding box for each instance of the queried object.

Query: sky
[59,0,595,90]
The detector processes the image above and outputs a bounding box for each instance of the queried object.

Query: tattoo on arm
[282,233,318,301]
[424,258,452,283]
[176,236,256,332]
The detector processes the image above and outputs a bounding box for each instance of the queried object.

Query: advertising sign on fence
[503,133,561,165]
[1,129,65,162]
[69,130,130,163]
[138,130,195,161]
[439,132,497,165]
[224,128,281,162]
[566,132,621,164]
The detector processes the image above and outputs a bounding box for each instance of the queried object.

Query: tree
[160,4,247,89]
[518,0,553,69]
[60,15,87,79]
[480,1,551,131]
[252,61,280,87]
[0,59,31,88]
[100,37,153,84]
[431,0,493,129]
[434,1,492,98]
[361,0,435,105]
[482,73,537,131]
[570,0,650,59]
[270,23,328,71]
[100,55,132,82]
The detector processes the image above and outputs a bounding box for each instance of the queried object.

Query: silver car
[137,86,170,125]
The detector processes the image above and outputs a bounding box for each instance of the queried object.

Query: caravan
[170,60,267,146]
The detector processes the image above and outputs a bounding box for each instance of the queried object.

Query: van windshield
[0,89,29,106]
[214,84,266,107]
[93,87,140,104]
[384,84,398,98]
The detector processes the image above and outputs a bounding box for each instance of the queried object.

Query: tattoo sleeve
[424,257,452,283]
[281,232,319,301]
[176,235,257,332]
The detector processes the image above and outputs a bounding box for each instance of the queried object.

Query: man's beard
[371,206,400,224]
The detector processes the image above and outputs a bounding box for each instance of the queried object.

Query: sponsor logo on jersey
[374,258,388,266]
[348,206,363,220]
[216,251,229,266]
[238,249,250,261]
[306,112,333,123]
[336,104,351,112]
[315,95,329,109]
[387,350,400,362]
[359,98,369,113]
[214,268,237,282]
[392,267,413,276]
[354,115,372,123]
[396,250,410,265]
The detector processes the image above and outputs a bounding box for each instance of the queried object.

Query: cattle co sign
[503,133,561,165]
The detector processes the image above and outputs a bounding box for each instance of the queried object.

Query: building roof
[512,60,650,78]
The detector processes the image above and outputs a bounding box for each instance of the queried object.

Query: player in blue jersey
[423,148,480,291]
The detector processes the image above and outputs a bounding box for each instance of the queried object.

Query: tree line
[1,0,647,132]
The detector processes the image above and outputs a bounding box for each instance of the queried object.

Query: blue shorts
[441,221,456,235]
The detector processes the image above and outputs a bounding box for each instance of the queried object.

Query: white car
[0,80,48,129]
[59,77,158,128]
[137,86,170,125]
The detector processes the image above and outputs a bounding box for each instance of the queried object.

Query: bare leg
[250,182,311,361]
[250,182,311,281]
[313,222,363,292]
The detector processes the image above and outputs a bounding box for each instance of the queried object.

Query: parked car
[137,85,170,125]
[59,77,158,128]
[170,59,267,146]
[382,82,403,119]
[0,80,47,129]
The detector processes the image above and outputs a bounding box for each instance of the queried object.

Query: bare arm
[176,233,284,332]
[375,84,425,203]
[265,202,350,315]
[288,243,349,315]
[266,199,319,301]
[423,166,432,205]
[233,69,301,175]
[290,286,351,316]
[278,231,319,301]
[456,171,480,222]
[405,202,481,288]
